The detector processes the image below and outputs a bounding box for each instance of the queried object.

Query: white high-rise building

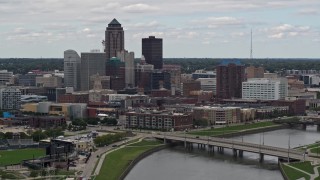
[0,87,21,110]
[117,50,135,88]
[64,50,81,91]
[242,78,288,100]
[0,70,13,85]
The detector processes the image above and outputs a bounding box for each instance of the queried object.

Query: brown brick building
[216,60,245,99]
[125,111,193,131]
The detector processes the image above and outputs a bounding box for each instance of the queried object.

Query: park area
[0,148,45,166]
[95,140,163,180]
[189,121,277,136]
[281,161,320,180]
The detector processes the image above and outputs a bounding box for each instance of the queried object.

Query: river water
[125,126,320,180]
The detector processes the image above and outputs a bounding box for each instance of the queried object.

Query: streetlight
[287,134,291,163]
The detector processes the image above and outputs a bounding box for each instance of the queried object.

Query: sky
[0,0,319,58]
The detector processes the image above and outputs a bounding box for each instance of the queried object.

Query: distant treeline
[1,58,320,74]
[163,58,320,73]
[0,58,63,74]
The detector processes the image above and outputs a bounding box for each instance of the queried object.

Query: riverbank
[95,139,164,180]
[188,121,287,137]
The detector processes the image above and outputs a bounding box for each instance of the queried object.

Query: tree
[101,117,118,126]
[32,130,47,142]
[193,119,209,127]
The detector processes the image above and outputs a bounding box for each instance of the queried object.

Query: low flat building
[125,110,193,131]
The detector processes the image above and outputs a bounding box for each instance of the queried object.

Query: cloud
[297,8,319,16]
[122,3,158,13]
[191,16,245,29]
[264,24,312,39]
[127,21,161,29]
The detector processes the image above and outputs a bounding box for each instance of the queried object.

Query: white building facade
[242,78,288,100]
[0,87,21,110]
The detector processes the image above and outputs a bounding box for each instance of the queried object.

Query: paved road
[81,135,142,179]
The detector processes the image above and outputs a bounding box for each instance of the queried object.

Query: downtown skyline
[0,0,319,58]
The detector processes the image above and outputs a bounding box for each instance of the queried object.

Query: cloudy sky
[0,0,319,58]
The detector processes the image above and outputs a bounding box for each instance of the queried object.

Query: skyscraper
[80,52,106,91]
[142,36,163,69]
[117,50,135,88]
[64,50,81,91]
[216,60,245,99]
[105,18,124,60]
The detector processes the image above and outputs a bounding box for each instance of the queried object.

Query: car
[112,144,118,147]
[196,136,199,138]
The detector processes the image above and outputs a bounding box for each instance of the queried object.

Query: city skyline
[0,0,319,58]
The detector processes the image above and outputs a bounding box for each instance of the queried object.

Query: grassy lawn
[310,147,320,154]
[282,164,311,180]
[189,121,277,136]
[316,168,320,180]
[95,140,162,180]
[290,161,315,174]
[0,148,45,166]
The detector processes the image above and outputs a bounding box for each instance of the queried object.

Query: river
[125,126,320,180]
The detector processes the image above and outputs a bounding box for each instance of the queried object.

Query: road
[81,135,142,179]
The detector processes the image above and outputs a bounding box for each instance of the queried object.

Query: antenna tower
[250,29,253,59]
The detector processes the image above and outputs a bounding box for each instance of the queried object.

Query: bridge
[273,116,320,130]
[152,134,318,162]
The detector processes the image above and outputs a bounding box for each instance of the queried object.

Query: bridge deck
[153,134,318,162]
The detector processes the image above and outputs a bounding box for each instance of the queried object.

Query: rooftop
[108,18,121,27]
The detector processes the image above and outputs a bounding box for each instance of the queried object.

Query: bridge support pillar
[302,124,307,130]
[239,150,243,157]
[218,147,224,154]
[259,153,264,162]
[184,140,187,148]
[233,149,237,157]
[317,125,320,131]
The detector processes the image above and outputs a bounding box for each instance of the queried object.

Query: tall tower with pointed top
[105,18,124,60]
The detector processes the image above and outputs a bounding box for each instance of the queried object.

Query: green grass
[315,168,320,180]
[0,148,45,166]
[290,161,315,174]
[95,140,162,180]
[189,121,277,136]
[310,147,320,154]
[282,164,311,180]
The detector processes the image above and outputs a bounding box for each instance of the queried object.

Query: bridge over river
[152,134,319,163]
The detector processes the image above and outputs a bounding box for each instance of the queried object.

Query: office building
[192,70,216,80]
[216,60,245,99]
[117,50,135,88]
[0,70,13,85]
[163,64,181,95]
[246,66,264,79]
[106,57,125,90]
[0,87,21,110]
[64,49,81,91]
[80,52,106,91]
[135,57,154,93]
[182,81,201,97]
[196,78,216,94]
[242,78,288,100]
[105,18,124,60]
[36,75,63,88]
[142,36,163,69]
[151,70,171,90]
